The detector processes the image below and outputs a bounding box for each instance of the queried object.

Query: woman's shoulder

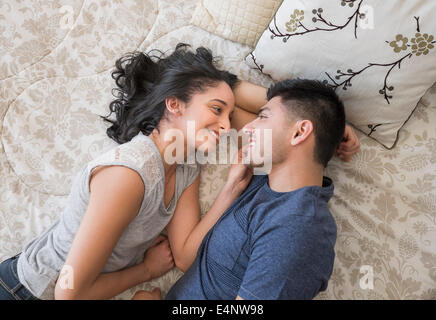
[87,132,163,184]
[178,162,201,190]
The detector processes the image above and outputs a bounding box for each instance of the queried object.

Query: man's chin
[245,149,267,167]
[248,160,265,168]
[244,151,272,173]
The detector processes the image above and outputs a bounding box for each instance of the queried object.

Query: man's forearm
[233,80,268,114]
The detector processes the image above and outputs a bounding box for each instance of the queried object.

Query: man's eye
[258,114,266,119]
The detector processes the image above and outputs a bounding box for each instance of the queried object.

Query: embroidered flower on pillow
[411,33,435,56]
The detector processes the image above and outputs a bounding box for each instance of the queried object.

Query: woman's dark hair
[101,43,239,144]
[267,79,346,168]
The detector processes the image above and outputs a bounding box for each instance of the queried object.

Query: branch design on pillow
[367,123,383,136]
[324,53,413,105]
[248,53,274,80]
[324,17,435,105]
[269,0,366,42]
[249,52,264,72]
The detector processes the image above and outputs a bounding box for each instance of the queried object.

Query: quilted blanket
[0,0,435,299]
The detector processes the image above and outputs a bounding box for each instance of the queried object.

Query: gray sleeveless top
[16,131,200,299]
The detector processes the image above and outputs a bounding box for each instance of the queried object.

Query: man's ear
[165,96,184,116]
[290,120,314,146]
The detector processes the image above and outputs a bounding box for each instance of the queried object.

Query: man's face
[241,96,294,169]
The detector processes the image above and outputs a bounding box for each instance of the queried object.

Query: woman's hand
[336,124,360,162]
[141,235,174,281]
[132,288,161,300]
[225,145,254,197]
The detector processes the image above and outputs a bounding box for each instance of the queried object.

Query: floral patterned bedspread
[0,0,434,299]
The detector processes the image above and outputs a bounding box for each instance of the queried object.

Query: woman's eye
[212,106,222,113]
[258,114,266,119]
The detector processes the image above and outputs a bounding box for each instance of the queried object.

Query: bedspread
[0,0,435,299]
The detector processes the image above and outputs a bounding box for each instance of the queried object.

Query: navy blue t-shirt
[166,174,337,300]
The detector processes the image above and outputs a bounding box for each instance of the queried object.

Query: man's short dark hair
[267,78,346,167]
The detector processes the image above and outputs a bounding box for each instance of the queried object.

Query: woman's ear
[165,96,184,116]
[290,120,314,146]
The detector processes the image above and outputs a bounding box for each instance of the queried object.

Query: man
[136,78,359,300]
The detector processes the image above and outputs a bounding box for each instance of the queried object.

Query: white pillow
[190,0,283,47]
[246,0,436,148]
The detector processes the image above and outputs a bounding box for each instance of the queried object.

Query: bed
[0,0,435,299]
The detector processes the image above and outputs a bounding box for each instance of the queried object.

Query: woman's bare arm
[166,151,253,273]
[54,166,171,300]
[165,173,242,272]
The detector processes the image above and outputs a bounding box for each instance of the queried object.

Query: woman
[0,43,253,300]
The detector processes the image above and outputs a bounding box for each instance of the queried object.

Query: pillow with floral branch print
[245,0,436,149]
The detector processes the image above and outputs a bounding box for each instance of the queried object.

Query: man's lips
[247,138,257,149]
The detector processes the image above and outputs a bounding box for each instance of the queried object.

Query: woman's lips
[208,128,220,144]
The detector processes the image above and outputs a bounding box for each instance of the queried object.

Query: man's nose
[242,123,254,137]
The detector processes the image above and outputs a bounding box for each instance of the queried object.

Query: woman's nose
[220,117,231,133]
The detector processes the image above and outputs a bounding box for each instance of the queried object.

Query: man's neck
[267,157,324,193]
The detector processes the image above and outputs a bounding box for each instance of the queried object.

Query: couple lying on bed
[0,43,360,300]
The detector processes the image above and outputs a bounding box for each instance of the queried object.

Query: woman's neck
[149,128,179,179]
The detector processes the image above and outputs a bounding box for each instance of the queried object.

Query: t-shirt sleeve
[182,163,201,190]
[84,141,162,215]
[237,222,322,300]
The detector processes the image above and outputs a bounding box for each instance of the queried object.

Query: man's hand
[336,124,360,162]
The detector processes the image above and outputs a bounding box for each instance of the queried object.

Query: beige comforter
[0,0,435,299]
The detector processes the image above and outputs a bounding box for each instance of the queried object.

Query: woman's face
[174,81,235,155]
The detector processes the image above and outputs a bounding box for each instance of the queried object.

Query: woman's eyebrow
[209,98,227,106]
